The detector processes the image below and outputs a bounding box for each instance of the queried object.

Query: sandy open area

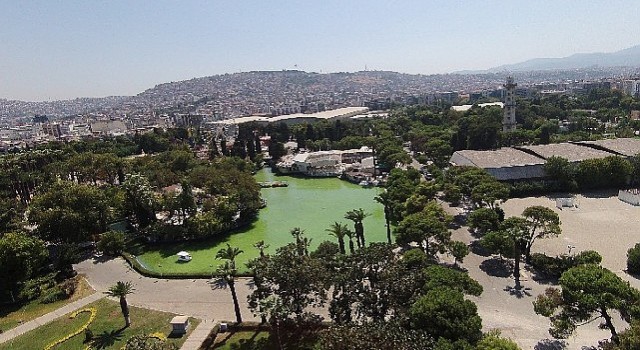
[446,190,640,350]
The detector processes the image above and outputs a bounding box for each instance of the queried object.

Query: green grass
[134,169,389,275]
[212,330,271,350]
[0,298,200,350]
[0,276,95,333]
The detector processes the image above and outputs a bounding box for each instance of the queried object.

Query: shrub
[627,243,640,274]
[18,273,57,301]
[531,250,602,278]
[40,286,66,304]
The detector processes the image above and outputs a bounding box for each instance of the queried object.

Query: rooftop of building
[451,148,545,168]
[517,143,615,162]
[451,102,504,112]
[269,106,369,123]
[575,138,640,157]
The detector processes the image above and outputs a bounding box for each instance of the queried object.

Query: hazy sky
[2,0,640,101]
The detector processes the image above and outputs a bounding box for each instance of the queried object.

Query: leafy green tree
[410,287,483,344]
[423,265,483,297]
[470,181,510,209]
[105,281,135,327]
[0,232,48,302]
[395,205,452,258]
[122,173,157,229]
[468,207,501,235]
[543,156,576,190]
[249,243,329,318]
[448,241,469,267]
[481,217,530,289]
[522,206,561,264]
[534,264,640,344]
[627,243,640,274]
[476,330,521,350]
[310,241,341,261]
[29,181,108,243]
[345,208,370,248]
[318,322,435,350]
[97,230,127,255]
[216,261,242,324]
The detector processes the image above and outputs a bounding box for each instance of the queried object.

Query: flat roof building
[575,138,640,157]
[449,148,546,181]
[516,143,615,162]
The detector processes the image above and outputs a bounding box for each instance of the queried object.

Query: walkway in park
[75,257,259,323]
[0,292,103,344]
[76,257,260,349]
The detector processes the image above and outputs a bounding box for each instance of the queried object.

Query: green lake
[136,168,387,274]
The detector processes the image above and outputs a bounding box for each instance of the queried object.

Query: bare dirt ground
[445,190,640,350]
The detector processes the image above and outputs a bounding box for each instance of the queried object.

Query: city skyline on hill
[2,1,640,101]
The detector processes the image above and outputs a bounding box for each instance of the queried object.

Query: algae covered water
[137,168,387,274]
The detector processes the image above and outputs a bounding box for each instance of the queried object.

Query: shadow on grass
[214,330,270,350]
[534,338,567,350]
[90,327,126,349]
[479,257,511,278]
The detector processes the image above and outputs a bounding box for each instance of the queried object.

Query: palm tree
[253,240,269,258]
[290,227,306,256]
[326,222,348,254]
[300,237,312,256]
[344,229,356,255]
[216,243,244,269]
[105,281,135,327]
[217,261,242,324]
[345,208,370,248]
[375,192,393,244]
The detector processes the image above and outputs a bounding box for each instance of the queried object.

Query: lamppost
[158,264,162,279]
[567,245,576,255]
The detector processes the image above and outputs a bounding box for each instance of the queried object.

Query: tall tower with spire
[503,76,517,132]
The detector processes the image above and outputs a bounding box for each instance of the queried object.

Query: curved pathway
[75,257,259,323]
[0,293,103,345]
[77,257,261,349]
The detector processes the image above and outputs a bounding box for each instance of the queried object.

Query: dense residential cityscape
[1,68,640,151]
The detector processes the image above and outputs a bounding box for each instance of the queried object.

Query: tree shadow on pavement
[534,338,567,350]
[470,240,491,257]
[209,277,228,291]
[479,257,511,278]
[503,285,532,299]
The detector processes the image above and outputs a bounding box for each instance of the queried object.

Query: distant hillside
[458,45,640,73]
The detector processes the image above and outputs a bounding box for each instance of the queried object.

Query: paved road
[75,258,259,323]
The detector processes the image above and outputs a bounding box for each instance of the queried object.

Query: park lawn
[0,275,94,332]
[211,329,317,350]
[212,330,271,350]
[0,298,200,350]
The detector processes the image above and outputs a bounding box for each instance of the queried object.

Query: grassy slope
[0,276,94,332]
[0,298,199,350]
